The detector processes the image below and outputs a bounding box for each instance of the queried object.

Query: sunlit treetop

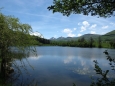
[0,12,34,51]
[48,0,115,17]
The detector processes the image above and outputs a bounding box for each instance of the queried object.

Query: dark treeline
[32,36,50,45]
[34,36,115,48]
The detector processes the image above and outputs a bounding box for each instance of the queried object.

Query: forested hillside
[50,30,115,42]
[34,30,115,48]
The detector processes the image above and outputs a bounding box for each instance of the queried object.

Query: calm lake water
[11,46,115,86]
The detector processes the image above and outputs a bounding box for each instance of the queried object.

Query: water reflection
[33,47,115,86]
[30,55,42,60]
[0,48,38,86]
[0,51,26,85]
[1,46,115,86]
[64,56,75,64]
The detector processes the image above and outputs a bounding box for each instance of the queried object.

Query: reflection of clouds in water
[75,62,92,76]
[81,60,86,66]
[64,56,74,64]
[64,55,98,77]
[29,55,42,60]
[69,67,94,76]
[64,55,95,76]
[64,55,114,77]
[77,56,87,67]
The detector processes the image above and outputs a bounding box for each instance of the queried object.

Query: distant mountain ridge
[50,30,115,41]
[103,30,115,36]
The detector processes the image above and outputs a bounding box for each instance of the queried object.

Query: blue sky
[0,0,115,39]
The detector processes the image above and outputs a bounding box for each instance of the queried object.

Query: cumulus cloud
[80,21,90,32]
[78,34,82,37]
[80,26,86,32]
[90,31,96,34]
[82,21,90,27]
[68,33,76,37]
[63,28,72,33]
[63,28,76,37]
[102,25,108,29]
[90,24,97,29]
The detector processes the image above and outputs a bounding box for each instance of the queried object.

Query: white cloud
[90,31,96,34]
[80,26,86,32]
[90,24,97,29]
[63,28,76,37]
[68,33,76,37]
[102,25,108,29]
[63,28,72,33]
[80,21,90,32]
[64,56,74,64]
[82,21,90,27]
[78,34,82,37]
[73,28,77,30]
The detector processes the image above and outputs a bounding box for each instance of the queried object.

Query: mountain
[104,30,115,36]
[78,34,100,40]
[50,34,100,41]
[50,30,115,41]
[50,36,78,41]
[101,30,115,41]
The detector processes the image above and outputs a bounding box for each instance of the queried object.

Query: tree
[90,50,115,86]
[48,1,115,86]
[48,0,115,17]
[0,12,35,85]
[98,36,102,48]
[89,37,94,47]
[0,13,33,50]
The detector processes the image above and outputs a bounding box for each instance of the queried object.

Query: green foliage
[33,36,50,45]
[108,37,115,48]
[0,58,1,62]
[98,36,102,48]
[50,30,115,43]
[0,12,34,54]
[49,37,112,48]
[48,0,115,17]
[89,37,95,47]
[90,50,115,86]
[104,30,115,36]
[0,12,37,85]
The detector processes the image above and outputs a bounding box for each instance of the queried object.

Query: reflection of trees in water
[0,11,38,86]
[0,49,38,86]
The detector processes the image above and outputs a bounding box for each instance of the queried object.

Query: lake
[10,46,115,86]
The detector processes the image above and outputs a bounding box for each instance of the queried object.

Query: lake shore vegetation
[33,36,115,49]
[0,11,36,85]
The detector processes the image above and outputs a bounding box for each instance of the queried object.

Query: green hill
[50,30,115,42]
[78,34,100,40]
[101,30,115,41]
[104,30,115,36]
